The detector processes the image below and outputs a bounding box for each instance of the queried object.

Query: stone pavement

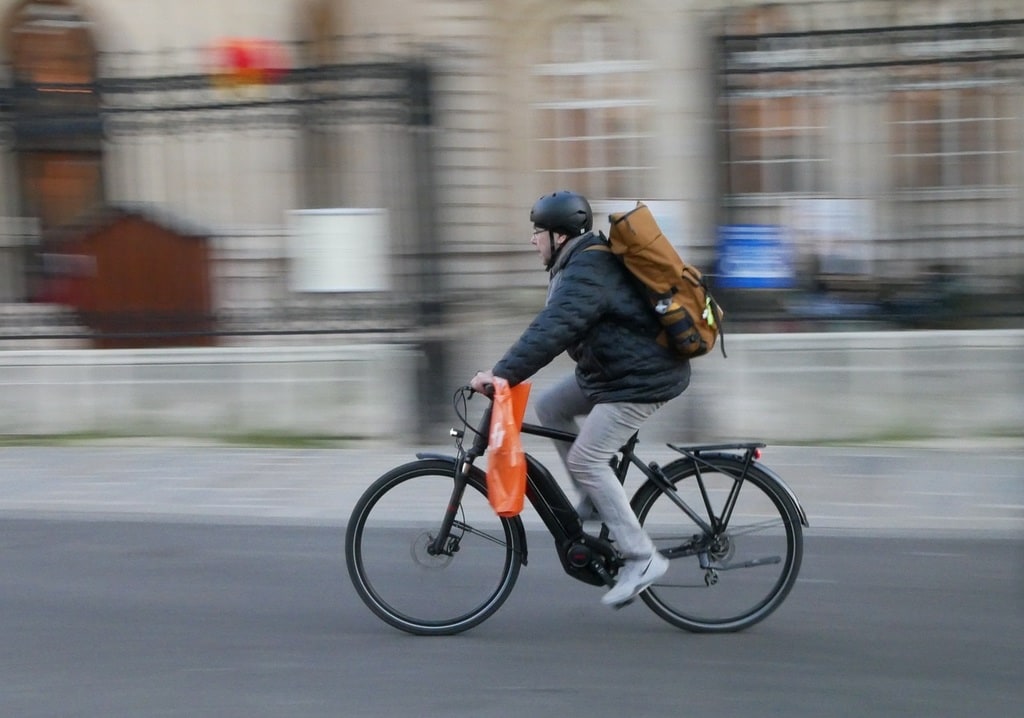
[0,439,1021,536]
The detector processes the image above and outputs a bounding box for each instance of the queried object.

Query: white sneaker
[601,552,669,607]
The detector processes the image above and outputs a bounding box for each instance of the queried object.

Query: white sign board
[287,209,390,292]
[784,199,875,275]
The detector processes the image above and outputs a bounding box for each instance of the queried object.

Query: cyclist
[470,190,690,607]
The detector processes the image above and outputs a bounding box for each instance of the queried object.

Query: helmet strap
[545,230,557,271]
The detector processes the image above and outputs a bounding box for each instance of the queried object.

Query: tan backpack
[593,202,725,359]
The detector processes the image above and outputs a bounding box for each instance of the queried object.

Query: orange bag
[485,378,531,517]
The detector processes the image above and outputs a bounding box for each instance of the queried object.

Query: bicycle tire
[631,455,803,633]
[345,458,523,635]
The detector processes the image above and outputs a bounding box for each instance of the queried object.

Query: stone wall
[0,330,1019,444]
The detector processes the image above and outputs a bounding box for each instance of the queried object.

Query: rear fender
[750,460,810,528]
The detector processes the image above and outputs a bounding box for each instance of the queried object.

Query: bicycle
[345,386,809,636]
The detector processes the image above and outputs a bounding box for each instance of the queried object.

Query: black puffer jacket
[493,231,690,403]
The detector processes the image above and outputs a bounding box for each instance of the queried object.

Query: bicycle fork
[427,452,474,557]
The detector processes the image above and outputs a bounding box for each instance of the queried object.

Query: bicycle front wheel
[632,456,803,633]
[345,458,523,635]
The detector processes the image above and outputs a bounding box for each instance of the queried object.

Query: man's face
[531,227,565,267]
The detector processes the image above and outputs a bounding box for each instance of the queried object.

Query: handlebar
[451,386,493,457]
[466,382,495,399]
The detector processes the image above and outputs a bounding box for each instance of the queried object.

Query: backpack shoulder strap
[583,232,612,255]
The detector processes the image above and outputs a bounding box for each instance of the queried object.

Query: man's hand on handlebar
[470,369,497,397]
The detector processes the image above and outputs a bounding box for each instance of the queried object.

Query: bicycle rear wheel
[632,456,803,633]
[345,458,523,635]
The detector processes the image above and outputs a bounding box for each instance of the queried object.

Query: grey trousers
[533,374,665,560]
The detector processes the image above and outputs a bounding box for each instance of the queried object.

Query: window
[725,94,826,195]
[531,17,654,199]
[718,3,826,196]
[6,0,103,230]
[890,85,1012,190]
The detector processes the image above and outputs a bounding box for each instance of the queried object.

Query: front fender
[416,452,458,462]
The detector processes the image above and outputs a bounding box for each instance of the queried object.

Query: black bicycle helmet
[530,191,593,237]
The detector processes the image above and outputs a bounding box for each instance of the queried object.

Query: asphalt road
[1,518,1021,718]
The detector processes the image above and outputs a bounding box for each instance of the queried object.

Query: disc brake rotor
[410,531,454,569]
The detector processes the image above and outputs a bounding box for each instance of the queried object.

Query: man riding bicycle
[470,190,690,607]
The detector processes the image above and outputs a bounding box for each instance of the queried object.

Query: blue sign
[716,225,794,289]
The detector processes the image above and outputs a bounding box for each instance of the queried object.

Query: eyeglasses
[531,228,547,236]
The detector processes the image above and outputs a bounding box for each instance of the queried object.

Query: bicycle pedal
[610,598,635,610]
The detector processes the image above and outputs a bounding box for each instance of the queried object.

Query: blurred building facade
[1,0,1022,347]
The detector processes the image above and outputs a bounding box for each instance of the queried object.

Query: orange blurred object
[509,381,531,429]
[210,38,289,87]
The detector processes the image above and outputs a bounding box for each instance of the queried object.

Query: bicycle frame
[418,396,805,589]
